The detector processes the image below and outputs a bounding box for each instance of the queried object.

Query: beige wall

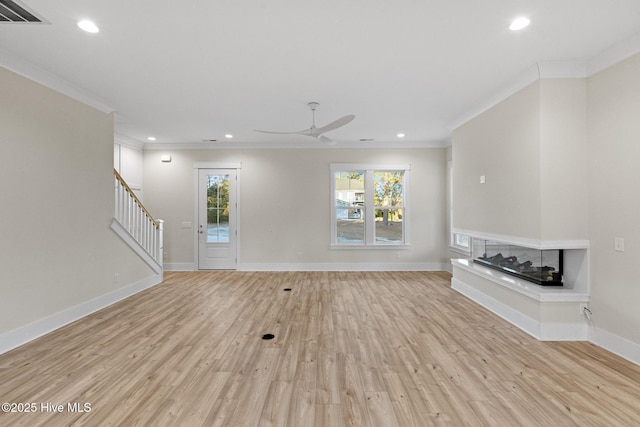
[452,79,590,243]
[587,53,640,345]
[143,148,449,268]
[539,79,589,241]
[0,67,154,335]
[452,82,542,240]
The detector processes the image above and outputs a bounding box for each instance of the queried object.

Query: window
[331,164,409,247]
[451,232,471,253]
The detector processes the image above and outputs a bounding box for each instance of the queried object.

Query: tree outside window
[373,171,404,243]
[207,175,230,242]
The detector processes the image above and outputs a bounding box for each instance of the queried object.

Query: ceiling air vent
[0,0,46,23]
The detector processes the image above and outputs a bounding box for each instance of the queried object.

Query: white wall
[0,67,155,349]
[114,140,144,200]
[587,53,640,352]
[143,147,449,270]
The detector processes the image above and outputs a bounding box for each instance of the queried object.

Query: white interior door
[198,169,237,269]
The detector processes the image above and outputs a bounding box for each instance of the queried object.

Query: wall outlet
[480,175,486,184]
[614,237,625,252]
[579,303,588,315]
[113,273,120,284]
[297,251,303,259]
[579,303,592,320]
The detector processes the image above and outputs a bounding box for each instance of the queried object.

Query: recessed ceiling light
[509,17,530,31]
[77,20,99,33]
[225,134,233,139]
[397,133,405,138]
[147,136,156,141]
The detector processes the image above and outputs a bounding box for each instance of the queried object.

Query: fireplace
[472,240,563,286]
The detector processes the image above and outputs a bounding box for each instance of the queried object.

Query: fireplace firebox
[472,240,563,286]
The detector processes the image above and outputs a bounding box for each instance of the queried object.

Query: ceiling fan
[254,102,355,144]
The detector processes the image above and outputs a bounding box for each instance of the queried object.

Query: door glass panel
[207,174,230,243]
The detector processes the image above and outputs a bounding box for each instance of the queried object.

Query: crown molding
[537,61,588,79]
[446,63,540,132]
[143,139,449,150]
[448,30,640,132]
[0,47,114,114]
[587,30,640,76]
[114,133,145,150]
[447,61,589,132]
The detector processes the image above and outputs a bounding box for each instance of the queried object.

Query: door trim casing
[193,162,242,270]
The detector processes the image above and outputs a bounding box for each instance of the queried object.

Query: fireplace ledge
[451,228,589,251]
[452,258,589,302]
[451,257,589,340]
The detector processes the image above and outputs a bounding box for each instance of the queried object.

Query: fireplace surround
[473,240,563,286]
[451,233,590,340]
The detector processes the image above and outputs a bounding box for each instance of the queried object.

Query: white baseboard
[540,322,589,341]
[0,274,162,355]
[164,262,449,272]
[238,262,449,272]
[164,262,196,271]
[589,326,640,366]
[451,277,588,341]
[452,277,542,339]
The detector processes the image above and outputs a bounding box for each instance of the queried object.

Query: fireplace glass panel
[472,240,563,286]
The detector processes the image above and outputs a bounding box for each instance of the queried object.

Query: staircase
[111,169,164,274]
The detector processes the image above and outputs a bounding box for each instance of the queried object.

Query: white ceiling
[2,0,640,148]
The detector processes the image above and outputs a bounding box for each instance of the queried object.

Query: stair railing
[113,169,163,268]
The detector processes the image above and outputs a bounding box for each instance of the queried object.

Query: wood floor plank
[258,380,294,427]
[1,271,640,426]
[338,352,372,427]
[314,403,345,427]
[364,391,400,427]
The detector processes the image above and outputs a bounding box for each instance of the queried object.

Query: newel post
[157,219,164,268]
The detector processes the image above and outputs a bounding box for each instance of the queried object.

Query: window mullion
[365,170,375,245]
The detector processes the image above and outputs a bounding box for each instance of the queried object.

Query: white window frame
[451,232,472,255]
[330,163,410,248]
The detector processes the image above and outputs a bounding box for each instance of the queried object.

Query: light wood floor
[1,271,640,426]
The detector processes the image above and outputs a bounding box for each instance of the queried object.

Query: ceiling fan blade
[318,135,337,145]
[255,104,354,140]
[253,128,311,135]
[312,114,355,136]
